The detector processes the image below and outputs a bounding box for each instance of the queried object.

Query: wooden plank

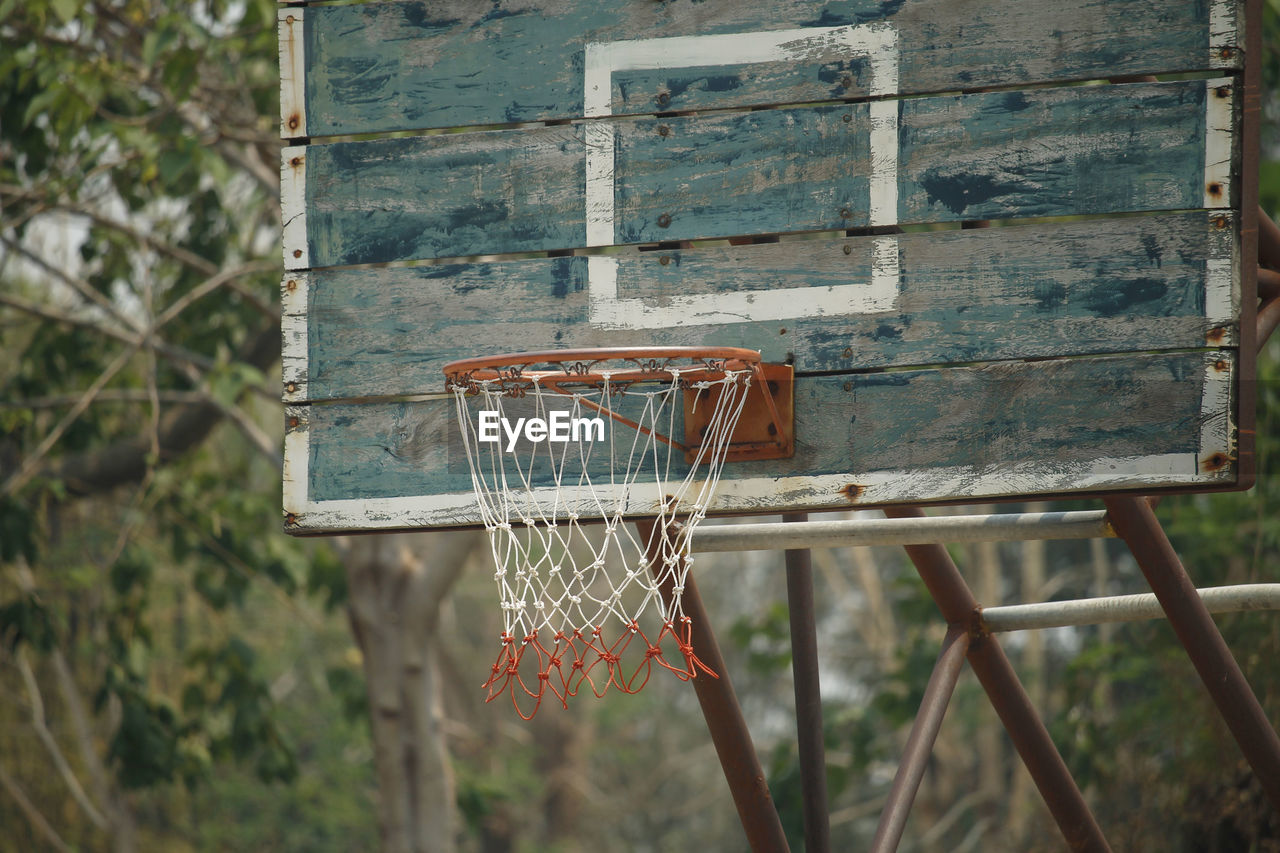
[287,78,1231,270]
[283,350,1235,532]
[283,212,1237,404]
[288,0,1241,138]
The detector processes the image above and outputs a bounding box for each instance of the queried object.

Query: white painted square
[582,24,901,330]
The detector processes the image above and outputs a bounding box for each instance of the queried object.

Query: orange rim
[443,346,762,391]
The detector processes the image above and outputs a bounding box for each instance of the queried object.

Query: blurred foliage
[0,2,358,850]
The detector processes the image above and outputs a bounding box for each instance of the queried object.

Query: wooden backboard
[279,0,1256,533]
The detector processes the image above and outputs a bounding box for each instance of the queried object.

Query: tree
[1,4,486,850]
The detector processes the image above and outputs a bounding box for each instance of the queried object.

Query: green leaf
[50,0,77,25]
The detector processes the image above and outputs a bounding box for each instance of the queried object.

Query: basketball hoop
[444,347,784,717]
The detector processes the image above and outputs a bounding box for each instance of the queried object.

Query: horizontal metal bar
[982,584,1280,632]
[688,511,1113,553]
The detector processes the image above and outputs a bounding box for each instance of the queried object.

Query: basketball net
[447,356,753,718]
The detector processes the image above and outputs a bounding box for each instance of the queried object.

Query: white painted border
[281,146,309,270]
[582,23,900,329]
[1198,350,1234,465]
[282,409,311,520]
[1204,76,1235,210]
[1208,0,1241,69]
[284,448,1234,534]
[281,273,309,403]
[278,8,307,138]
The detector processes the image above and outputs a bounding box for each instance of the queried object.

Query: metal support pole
[782,512,831,853]
[871,626,970,853]
[882,507,1111,851]
[982,584,1280,632]
[1103,497,1280,810]
[689,510,1112,553]
[637,520,790,853]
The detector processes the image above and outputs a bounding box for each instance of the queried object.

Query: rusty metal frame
[637,518,791,853]
[782,512,831,853]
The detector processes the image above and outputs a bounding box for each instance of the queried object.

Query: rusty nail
[1206,327,1227,344]
[843,380,853,392]
[779,328,787,335]
[657,124,670,137]
[287,115,299,131]
[842,113,852,123]
[840,207,851,219]
[293,249,303,258]
[287,416,300,429]
[657,213,672,228]
[1215,85,1232,99]
[768,380,780,395]
[1214,359,1230,372]
[767,422,778,436]
[1208,182,1223,197]
[841,75,853,89]
[285,513,297,525]
[286,382,298,394]
[290,156,303,167]
[659,255,671,266]
[286,279,297,291]
[842,244,852,255]
[1213,215,1229,230]
[1219,46,1235,60]
[842,346,853,358]
[657,92,670,106]
[286,15,295,24]
[842,483,865,500]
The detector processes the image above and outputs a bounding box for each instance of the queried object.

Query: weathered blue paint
[899,81,1209,223]
[303,351,1222,502]
[294,212,1232,401]
[296,0,1232,137]
[301,78,1223,268]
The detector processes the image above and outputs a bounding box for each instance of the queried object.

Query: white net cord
[449,364,753,718]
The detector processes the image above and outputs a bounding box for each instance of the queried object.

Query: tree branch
[0,389,208,409]
[0,235,140,334]
[14,650,110,829]
[2,344,136,498]
[0,759,73,853]
[39,320,282,497]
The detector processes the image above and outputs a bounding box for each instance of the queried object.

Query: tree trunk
[341,531,484,853]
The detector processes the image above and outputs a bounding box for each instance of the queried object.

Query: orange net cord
[480,617,717,720]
